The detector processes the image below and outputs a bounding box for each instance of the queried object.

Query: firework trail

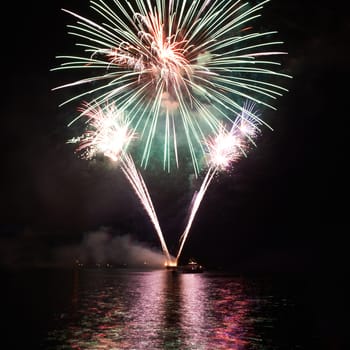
[68,102,173,264]
[53,0,290,175]
[176,166,217,263]
[176,101,261,262]
[120,153,173,265]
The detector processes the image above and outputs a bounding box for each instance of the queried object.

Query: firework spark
[68,102,173,264]
[176,166,216,264]
[120,153,174,265]
[67,102,136,161]
[204,100,262,170]
[53,0,290,174]
[176,102,260,262]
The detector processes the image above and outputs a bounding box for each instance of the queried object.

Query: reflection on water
[42,269,300,349]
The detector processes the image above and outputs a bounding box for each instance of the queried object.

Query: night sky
[1,1,347,272]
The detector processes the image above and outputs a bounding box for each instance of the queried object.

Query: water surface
[2,268,343,349]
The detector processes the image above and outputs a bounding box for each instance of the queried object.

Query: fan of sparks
[68,102,175,263]
[53,0,290,175]
[67,99,261,265]
[176,100,261,262]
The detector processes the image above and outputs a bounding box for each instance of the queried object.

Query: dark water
[1,268,345,349]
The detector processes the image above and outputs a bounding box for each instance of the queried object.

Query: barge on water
[166,259,204,273]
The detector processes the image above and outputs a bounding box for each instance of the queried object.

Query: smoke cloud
[54,227,167,268]
[0,227,168,269]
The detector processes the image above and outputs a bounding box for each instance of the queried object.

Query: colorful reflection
[209,281,252,349]
[45,269,271,349]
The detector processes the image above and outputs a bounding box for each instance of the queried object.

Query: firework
[53,0,290,174]
[176,102,260,262]
[204,100,262,170]
[67,101,136,160]
[120,153,174,265]
[69,102,173,264]
[176,166,216,264]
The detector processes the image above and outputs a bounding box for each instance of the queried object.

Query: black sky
[1,1,347,271]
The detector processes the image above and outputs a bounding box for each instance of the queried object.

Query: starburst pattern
[53,0,290,174]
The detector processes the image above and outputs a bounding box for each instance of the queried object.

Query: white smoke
[54,227,166,268]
